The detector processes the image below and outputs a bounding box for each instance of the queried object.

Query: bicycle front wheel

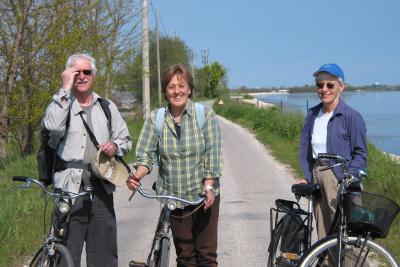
[30,243,74,267]
[156,237,170,267]
[298,235,399,267]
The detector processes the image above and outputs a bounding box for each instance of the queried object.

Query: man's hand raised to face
[61,67,80,91]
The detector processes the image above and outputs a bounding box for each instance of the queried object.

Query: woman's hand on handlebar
[203,179,215,210]
[126,166,149,191]
[126,173,141,191]
[204,189,215,210]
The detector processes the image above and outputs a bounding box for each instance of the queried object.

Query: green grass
[0,117,144,266]
[214,97,400,258]
[124,116,144,163]
[364,145,400,254]
[0,153,46,266]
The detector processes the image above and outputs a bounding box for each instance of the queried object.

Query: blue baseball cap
[313,63,345,81]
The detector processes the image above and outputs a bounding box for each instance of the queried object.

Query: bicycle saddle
[292,184,320,197]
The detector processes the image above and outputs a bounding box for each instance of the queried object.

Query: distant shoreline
[247,91,289,96]
[236,88,400,95]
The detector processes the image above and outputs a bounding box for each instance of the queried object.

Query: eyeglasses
[316,82,336,90]
[76,69,94,76]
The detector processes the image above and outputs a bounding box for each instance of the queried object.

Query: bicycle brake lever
[83,185,94,201]
[128,180,141,202]
[128,190,135,202]
[319,162,342,172]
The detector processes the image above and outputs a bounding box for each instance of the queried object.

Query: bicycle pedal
[129,260,147,267]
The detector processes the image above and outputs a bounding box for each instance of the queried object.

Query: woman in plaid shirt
[127,63,223,266]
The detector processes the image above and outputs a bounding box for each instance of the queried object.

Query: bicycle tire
[298,235,399,267]
[30,243,74,267]
[268,212,306,267]
[156,237,170,267]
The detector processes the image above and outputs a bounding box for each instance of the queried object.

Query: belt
[55,157,92,172]
[314,158,331,167]
[55,158,108,185]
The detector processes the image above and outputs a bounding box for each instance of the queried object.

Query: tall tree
[198,61,227,98]
[0,0,140,157]
[87,0,139,97]
[0,0,33,157]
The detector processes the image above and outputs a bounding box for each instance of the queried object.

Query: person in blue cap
[299,63,368,265]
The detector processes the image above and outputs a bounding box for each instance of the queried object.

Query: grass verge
[214,97,400,258]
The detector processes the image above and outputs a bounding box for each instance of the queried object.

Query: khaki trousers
[313,165,340,240]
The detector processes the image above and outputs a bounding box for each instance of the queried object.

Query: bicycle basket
[344,191,399,238]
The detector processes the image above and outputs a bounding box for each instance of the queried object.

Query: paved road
[113,113,301,267]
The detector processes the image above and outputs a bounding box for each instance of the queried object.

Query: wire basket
[344,191,399,238]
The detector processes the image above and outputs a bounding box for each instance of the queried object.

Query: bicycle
[128,183,205,267]
[298,153,399,266]
[12,176,93,267]
[268,153,400,267]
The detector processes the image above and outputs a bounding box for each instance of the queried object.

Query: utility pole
[191,50,195,89]
[201,49,210,97]
[156,9,162,107]
[142,0,150,119]
[201,49,209,66]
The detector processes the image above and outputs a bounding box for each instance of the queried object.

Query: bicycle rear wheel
[156,237,170,267]
[298,235,399,267]
[30,243,73,267]
[268,213,306,267]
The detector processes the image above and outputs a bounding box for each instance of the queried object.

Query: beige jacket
[43,89,132,195]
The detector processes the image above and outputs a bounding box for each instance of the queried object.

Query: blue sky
[148,0,400,88]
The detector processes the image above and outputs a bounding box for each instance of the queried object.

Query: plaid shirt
[134,100,223,207]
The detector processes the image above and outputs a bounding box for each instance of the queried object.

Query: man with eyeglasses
[298,63,368,265]
[43,53,132,266]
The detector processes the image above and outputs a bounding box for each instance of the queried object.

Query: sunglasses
[316,82,336,89]
[76,69,94,76]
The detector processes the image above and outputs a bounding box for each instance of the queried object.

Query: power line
[149,0,167,36]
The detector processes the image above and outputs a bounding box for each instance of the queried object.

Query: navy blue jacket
[300,99,367,183]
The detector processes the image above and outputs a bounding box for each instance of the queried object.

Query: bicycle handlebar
[12,176,92,199]
[129,185,205,206]
[316,154,366,191]
[13,176,28,182]
[318,153,347,164]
